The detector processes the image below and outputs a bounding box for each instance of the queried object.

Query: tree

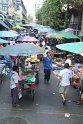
[36,0,83,30]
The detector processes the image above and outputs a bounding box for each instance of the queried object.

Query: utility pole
[34,4,36,23]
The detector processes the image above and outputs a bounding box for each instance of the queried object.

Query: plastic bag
[18,89,22,99]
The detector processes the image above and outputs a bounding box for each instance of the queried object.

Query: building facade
[0,0,27,25]
[15,0,27,24]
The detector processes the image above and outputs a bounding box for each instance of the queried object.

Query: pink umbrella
[65,28,74,32]
[80,52,83,56]
[10,30,18,34]
[16,36,39,42]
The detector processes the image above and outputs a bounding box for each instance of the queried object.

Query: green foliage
[36,0,83,30]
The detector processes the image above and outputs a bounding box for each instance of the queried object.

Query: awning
[0,20,9,29]
[15,21,22,25]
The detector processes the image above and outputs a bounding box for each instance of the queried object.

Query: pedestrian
[43,51,52,83]
[10,66,20,107]
[65,54,72,66]
[43,47,49,57]
[54,63,72,105]
[41,39,45,48]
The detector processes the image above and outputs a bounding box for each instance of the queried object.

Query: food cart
[19,74,36,101]
[18,56,40,101]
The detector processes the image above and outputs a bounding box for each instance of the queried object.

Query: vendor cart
[19,74,36,101]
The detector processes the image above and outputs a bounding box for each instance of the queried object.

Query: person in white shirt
[43,47,49,57]
[65,55,72,66]
[55,63,72,105]
[10,66,20,107]
[42,40,45,48]
[45,43,51,51]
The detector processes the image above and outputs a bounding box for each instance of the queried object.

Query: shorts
[59,85,69,94]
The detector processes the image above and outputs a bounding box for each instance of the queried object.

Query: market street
[0,63,83,124]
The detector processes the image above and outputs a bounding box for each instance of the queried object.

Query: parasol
[13,25,25,30]
[59,32,79,39]
[56,42,83,55]
[0,38,9,44]
[0,31,18,38]
[0,43,44,56]
[16,36,39,42]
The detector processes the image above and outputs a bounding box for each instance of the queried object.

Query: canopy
[0,38,9,44]
[9,30,18,34]
[33,25,55,33]
[16,36,39,42]
[59,32,79,39]
[65,28,74,32]
[79,33,83,37]
[0,43,44,56]
[45,32,62,40]
[56,42,83,55]
[13,25,25,30]
[0,31,18,38]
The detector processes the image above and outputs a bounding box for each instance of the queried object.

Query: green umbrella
[46,32,62,39]
[79,33,83,37]
[56,42,83,54]
[46,32,79,40]
[59,32,79,39]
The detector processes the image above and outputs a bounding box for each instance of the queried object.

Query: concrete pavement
[0,63,83,124]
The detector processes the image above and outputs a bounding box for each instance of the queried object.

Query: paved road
[0,63,83,124]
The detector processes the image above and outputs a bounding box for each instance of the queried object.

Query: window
[2,6,7,11]
[17,5,20,10]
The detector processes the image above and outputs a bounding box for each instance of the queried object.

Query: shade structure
[0,43,44,56]
[56,42,83,55]
[33,25,55,33]
[59,32,79,39]
[10,30,18,34]
[0,38,9,44]
[65,28,74,32]
[16,36,39,42]
[0,31,18,38]
[45,32,62,40]
[13,25,24,30]
[79,33,83,37]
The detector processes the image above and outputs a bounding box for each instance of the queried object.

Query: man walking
[10,66,20,107]
[55,63,72,105]
[43,52,52,83]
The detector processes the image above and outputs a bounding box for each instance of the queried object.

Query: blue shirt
[43,56,52,70]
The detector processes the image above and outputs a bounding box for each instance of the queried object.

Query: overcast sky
[23,0,43,15]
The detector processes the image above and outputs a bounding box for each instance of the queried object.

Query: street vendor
[76,73,83,105]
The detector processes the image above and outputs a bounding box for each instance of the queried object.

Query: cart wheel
[32,90,34,101]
